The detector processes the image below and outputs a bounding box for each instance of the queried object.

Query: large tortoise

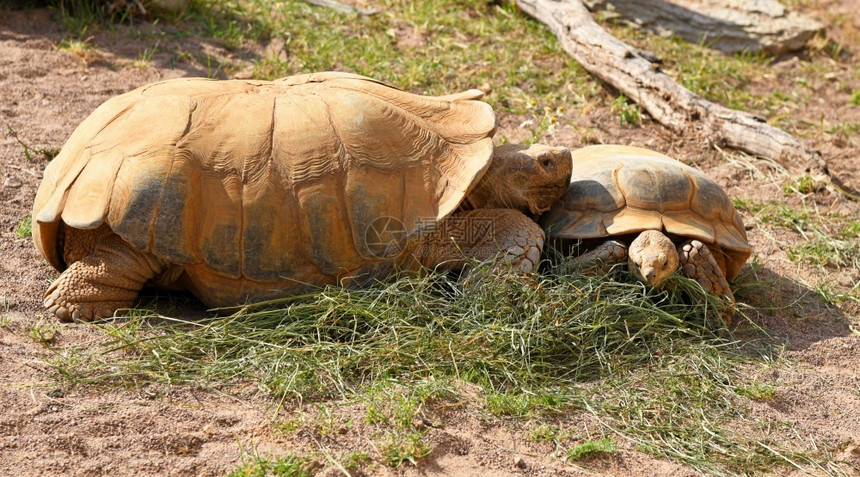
[540,145,751,303]
[33,72,572,321]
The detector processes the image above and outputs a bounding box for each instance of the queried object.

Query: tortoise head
[627,230,680,288]
[467,144,572,216]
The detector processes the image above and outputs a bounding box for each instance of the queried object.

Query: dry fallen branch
[515,0,827,175]
[302,0,380,15]
[581,0,823,55]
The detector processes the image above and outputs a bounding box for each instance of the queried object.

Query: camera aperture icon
[364,216,409,259]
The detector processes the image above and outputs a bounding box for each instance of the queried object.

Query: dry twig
[516,0,827,175]
[302,0,380,15]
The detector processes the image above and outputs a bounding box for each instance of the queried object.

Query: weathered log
[582,0,824,55]
[302,0,380,15]
[515,0,826,174]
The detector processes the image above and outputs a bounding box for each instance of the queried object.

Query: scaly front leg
[44,227,169,322]
[416,209,544,273]
[678,240,735,303]
[568,239,628,274]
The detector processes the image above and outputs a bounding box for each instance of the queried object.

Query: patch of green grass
[51,1,109,35]
[0,297,10,328]
[735,199,860,271]
[782,176,824,195]
[736,381,776,401]
[341,451,372,471]
[518,104,564,145]
[605,23,787,115]
[825,121,859,144]
[843,220,860,238]
[528,424,568,443]
[585,347,843,475]
[161,0,595,114]
[360,383,439,427]
[486,391,533,417]
[486,390,567,417]
[28,317,59,347]
[382,429,430,468]
[35,0,153,35]
[176,0,270,50]
[613,94,640,125]
[16,217,32,238]
[274,413,305,435]
[133,42,160,69]
[311,404,344,437]
[45,262,842,475]
[4,125,60,161]
[567,437,617,461]
[851,89,860,106]
[360,385,434,467]
[229,450,315,477]
[55,266,731,396]
[527,423,573,452]
[56,36,94,55]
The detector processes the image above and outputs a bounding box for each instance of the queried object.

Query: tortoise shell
[32,72,497,306]
[540,145,751,281]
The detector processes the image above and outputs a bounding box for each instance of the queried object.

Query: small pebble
[4,176,22,188]
[514,456,527,469]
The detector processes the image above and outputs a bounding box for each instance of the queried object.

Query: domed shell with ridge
[540,145,751,281]
[32,72,498,306]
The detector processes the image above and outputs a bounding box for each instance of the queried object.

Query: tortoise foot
[569,239,627,275]
[43,288,133,322]
[43,230,168,322]
[44,274,137,322]
[417,209,545,274]
[498,216,544,273]
[678,240,737,326]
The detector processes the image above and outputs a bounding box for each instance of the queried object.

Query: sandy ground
[1,2,859,475]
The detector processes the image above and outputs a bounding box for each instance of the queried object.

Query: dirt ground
[1,2,859,476]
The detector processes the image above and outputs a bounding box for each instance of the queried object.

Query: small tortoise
[33,72,572,321]
[540,145,751,303]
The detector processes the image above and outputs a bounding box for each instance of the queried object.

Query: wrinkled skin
[416,144,572,275]
[465,144,572,215]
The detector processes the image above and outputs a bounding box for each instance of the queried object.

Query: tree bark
[302,0,380,15]
[581,0,823,55]
[515,0,826,174]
